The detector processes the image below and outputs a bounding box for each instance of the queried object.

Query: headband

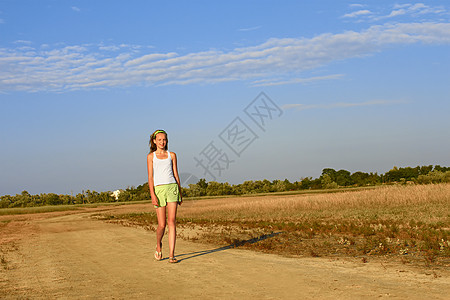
[152,130,166,138]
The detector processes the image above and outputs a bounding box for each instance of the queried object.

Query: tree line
[1,165,449,208]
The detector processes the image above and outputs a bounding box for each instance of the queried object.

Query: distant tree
[59,194,75,205]
[351,171,369,186]
[385,166,400,182]
[220,182,234,195]
[10,191,32,207]
[195,179,208,196]
[321,174,338,189]
[42,193,62,206]
[197,178,208,189]
[75,191,86,204]
[419,165,433,175]
[205,181,233,196]
[335,169,353,186]
[322,168,337,182]
[299,177,313,190]
[284,179,295,191]
[180,187,191,198]
[185,184,197,197]
[272,180,287,192]
[98,191,115,203]
[206,181,222,196]
[252,180,264,193]
[0,195,12,208]
[134,183,150,201]
[367,172,381,185]
[385,166,421,182]
[434,165,450,172]
[240,180,257,194]
[118,190,136,202]
[85,190,98,203]
[261,179,272,193]
[416,170,450,184]
[310,177,323,189]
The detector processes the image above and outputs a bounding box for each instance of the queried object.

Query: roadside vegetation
[99,183,450,267]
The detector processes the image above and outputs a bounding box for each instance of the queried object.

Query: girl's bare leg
[167,202,178,258]
[156,206,166,253]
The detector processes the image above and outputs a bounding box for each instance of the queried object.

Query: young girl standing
[147,129,182,263]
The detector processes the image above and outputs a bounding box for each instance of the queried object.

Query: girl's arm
[147,153,158,206]
[171,152,183,204]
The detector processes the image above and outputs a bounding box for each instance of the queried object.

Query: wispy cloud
[349,4,365,8]
[1,22,450,92]
[342,10,372,18]
[13,40,33,45]
[344,3,447,22]
[282,100,406,111]
[71,6,81,12]
[238,25,262,32]
[251,74,344,87]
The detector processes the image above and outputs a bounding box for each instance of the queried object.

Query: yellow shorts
[154,183,181,208]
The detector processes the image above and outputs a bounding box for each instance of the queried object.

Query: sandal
[168,257,178,263]
[154,249,162,261]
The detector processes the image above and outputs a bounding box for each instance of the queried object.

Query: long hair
[149,129,168,153]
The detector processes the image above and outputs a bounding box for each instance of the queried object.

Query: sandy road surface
[1,204,449,299]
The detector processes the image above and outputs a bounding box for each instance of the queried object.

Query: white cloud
[238,25,262,32]
[0,18,4,24]
[13,40,33,45]
[387,9,407,18]
[387,3,446,19]
[409,3,427,11]
[99,45,121,52]
[347,3,448,22]
[393,4,410,10]
[282,100,405,111]
[1,22,450,92]
[251,74,344,87]
[342,10,372,18]
[71,6,81,12]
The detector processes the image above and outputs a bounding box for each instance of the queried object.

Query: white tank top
[153,151,177,186]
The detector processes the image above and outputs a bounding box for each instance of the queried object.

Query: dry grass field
[101,183,450,267]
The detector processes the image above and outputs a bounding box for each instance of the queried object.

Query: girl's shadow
[174,231,283,262]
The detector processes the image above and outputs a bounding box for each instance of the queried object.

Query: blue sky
[1,1,449,196]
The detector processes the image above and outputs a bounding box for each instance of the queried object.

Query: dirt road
[1,204,449,299]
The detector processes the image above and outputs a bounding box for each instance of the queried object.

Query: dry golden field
[102,183,450,267]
